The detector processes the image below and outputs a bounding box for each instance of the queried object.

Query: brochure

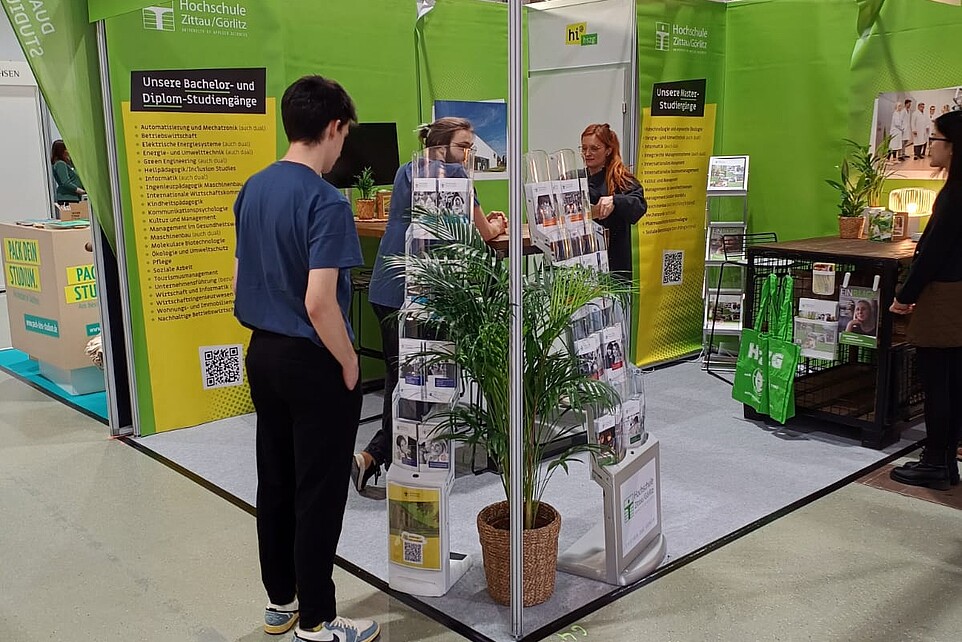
[838,286,879,348]
[574,333,604,381]
[525,181,558,229]
[603,323,627,384]
[424,340,458,403]
[398,338,427,400]
[797,297,838,323]
[594,412,618,465]
[418,425,450,470]
[623,398,644,446]
[794,317,838,360]
[393,420,419,470]
[706,293,742,331]
[557,178,586,223]
[411,178,438,215]
[438,178,472,217]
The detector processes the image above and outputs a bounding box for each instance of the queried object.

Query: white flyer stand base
[557,436,667,586]
[558,529,667,586]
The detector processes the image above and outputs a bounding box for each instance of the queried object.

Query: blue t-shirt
[234,161,363,344]
[368,161,477,309]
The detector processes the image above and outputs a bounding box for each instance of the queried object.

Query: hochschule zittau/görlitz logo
[655,21,709,52]
[143,1,249,33]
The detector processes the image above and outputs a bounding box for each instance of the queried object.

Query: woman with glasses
[889,110,962,490]
[352,117,506,495]
[581,123,647,282]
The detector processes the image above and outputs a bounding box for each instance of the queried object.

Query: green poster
[1,0,116,246]
[103,0,419,434]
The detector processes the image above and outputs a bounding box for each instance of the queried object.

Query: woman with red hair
[580,124,647,282]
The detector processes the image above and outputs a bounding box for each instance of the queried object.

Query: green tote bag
[732,273,777,414]
[766,275,800,424]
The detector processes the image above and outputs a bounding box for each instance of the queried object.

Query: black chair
[705,232,778,378]
[350,267,385,423]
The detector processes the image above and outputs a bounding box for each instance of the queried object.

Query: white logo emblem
[143,4,175,31]
[656,22,671,51]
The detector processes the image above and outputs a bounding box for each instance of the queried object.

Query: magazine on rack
[794,317,838,361]
[705,292,742,331]
[393,420,419,470]
[438,178,472,217]
[838,286,879,348]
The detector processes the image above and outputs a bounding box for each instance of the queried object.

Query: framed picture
[706,222,747,261]
[433,99,507,180]
[707,155,750,192]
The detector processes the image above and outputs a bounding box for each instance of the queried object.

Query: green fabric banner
[103,0,419,434]
[1,0,116,246]
[87,0,154,21]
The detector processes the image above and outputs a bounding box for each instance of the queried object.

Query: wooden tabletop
[354,218,538,255]
[755,236,917,261]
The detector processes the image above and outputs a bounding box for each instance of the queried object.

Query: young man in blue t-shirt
[233,76,379,642]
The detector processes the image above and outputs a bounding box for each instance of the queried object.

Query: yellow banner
[6,263,41,292]
[121,99,276,433]
[388,483,442,571]
[635,103,716,366]
[4,238,40,266]
[66,264,96,285]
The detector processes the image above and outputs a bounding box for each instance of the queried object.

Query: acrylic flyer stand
[387,148,473,597]
[523,149,668,585]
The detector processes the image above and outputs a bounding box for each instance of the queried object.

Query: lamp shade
[888,188,937,216]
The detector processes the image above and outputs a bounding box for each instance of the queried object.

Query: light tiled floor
[2,290,962,641]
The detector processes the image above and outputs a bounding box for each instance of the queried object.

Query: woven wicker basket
[356,199,376,220]
[477,501,561,607]
[838,216,863,239]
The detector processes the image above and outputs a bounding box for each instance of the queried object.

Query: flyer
[794,318,838,360]
[574,333,604,381]
[398,338,426,400]
[623,398,644,446]
[393,420,419,470]
[424,340,458,403]
[412,178,438,215]
[438,178,472,217]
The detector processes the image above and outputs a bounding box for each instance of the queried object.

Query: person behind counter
[580,123,647,282]
[351,117,506,497]
[50,140,86,205]
[889,109,962,491]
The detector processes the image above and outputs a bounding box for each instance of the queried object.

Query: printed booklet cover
[838,286,879,348]
[794,318,838,360]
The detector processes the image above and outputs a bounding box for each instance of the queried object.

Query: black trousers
[246,330,362,628]
[917,347,962,453]
[364,303,399,467]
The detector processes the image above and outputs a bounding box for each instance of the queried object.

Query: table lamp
[888,188,937,238]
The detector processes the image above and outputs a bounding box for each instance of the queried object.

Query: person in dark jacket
[889,109,962,490]
[580,123,647,282]
[50,140,86,205]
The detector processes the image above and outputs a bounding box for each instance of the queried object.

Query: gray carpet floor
[138,361,923,641]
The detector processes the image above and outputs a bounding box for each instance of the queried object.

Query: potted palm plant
[394,214,624,606]
[353,166,377,220]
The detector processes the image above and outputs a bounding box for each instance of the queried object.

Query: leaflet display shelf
[744,237,923,449]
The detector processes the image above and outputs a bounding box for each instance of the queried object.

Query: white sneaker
[292,616,380,642]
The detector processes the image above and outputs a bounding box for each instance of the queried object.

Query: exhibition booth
[1,0,960,640]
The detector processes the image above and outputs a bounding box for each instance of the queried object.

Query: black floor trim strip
[118,435,497,642]
[119,429,921,642]
[0,363,109,426]
[518,437,923,642]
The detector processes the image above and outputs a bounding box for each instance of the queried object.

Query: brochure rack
[523,149,667,585]
[387,149,473,596]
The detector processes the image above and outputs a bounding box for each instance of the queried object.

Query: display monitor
[324,122,400,189]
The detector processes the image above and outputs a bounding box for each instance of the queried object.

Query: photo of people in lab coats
[873,87,962,178]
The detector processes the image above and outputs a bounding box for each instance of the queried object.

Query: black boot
[890,448,954,490]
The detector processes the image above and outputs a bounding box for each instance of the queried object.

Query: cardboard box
[60,200,90,221]
[1,223,104,394]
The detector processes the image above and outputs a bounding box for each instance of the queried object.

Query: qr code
[199,344,244,390]
[662,250,684,285]
[402,539,424,565]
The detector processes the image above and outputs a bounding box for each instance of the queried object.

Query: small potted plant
[395,213,624,607]
[826,155,869,239]
[353,166,377,220]
[826,136,897,240]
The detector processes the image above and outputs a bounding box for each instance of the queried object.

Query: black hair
[935,110,962,186]
[280,75,357,144]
